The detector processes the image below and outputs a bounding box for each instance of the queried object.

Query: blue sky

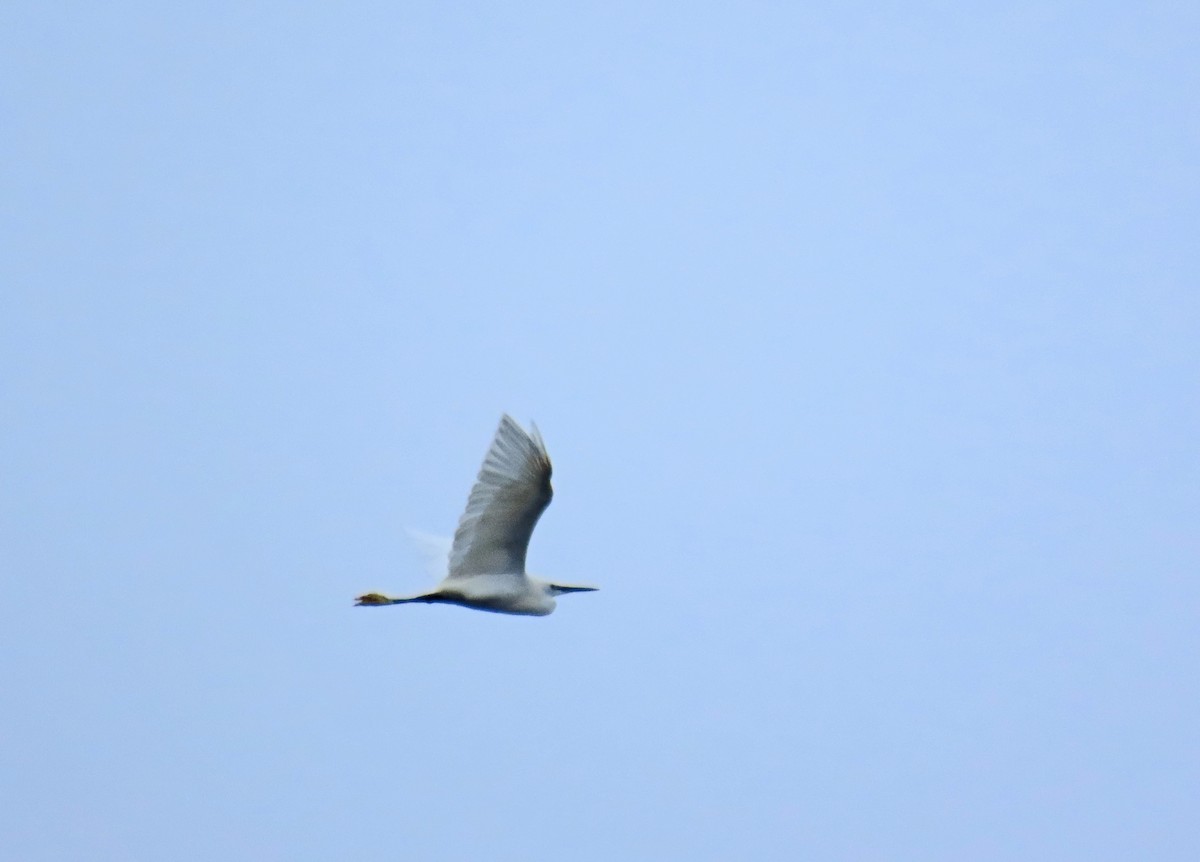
[3,2,1197,859]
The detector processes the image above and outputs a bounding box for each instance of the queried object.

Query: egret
[355,415,597,616]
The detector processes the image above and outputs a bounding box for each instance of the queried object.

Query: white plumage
[355,415,597,616]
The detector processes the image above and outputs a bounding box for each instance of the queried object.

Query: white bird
[355,415,597,616]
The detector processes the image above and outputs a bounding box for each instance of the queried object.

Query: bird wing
[446,415,553,579]
[404,527,452,579]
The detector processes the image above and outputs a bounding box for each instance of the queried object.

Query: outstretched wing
[446,415,553,579]
[404,527,452,579]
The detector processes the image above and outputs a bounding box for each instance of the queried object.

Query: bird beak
[551,585,599,594]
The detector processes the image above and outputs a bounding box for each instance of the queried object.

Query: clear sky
[3,2,1197,860]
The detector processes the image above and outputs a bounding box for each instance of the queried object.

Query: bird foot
[354,593,393,606]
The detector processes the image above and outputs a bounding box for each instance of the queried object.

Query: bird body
[355,415,596,616]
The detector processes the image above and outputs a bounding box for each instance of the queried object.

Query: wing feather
[446,415,553,579]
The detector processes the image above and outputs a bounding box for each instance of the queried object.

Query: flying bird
[355,415,597,616]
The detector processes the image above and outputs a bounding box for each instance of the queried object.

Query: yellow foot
[355,593,393,606]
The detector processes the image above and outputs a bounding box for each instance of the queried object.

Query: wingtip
[493,413,548,456]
